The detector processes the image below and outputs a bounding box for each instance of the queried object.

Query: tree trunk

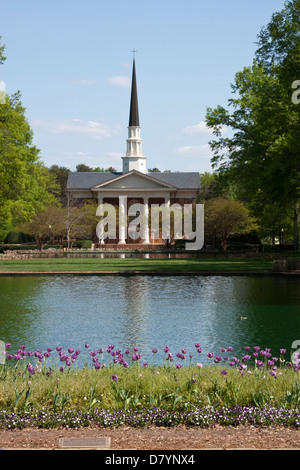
[221,239,227,251]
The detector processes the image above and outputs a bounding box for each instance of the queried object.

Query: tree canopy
[205,0,300,248]
[0,92,59,229]
[0,36,6,64]
[204,198,258,250]
[0,38,58,237]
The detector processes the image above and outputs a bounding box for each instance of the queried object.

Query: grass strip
[0,257,276,273]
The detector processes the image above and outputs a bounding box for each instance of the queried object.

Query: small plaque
[59,437,111,449]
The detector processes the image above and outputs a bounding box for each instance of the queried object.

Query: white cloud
[107,76,131,88]
[183,120,227,135]
[177,143,213,158]
[32,118,122,140]
[70,79,99,85]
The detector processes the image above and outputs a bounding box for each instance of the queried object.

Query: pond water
[0,275,299,364]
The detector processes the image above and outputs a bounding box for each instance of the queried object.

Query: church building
[67,58,201,247]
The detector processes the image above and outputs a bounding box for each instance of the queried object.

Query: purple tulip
[242,355,251,362]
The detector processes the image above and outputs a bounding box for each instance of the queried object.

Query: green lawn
[0,256,276,273]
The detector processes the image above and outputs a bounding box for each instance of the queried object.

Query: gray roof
[67,171,200,190]
[148,172,200,189]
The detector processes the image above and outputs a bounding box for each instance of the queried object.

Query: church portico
[95,187,174,245]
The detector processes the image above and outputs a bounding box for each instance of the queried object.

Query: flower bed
[0,342,300,429]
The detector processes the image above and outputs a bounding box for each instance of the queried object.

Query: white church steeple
[122,57,147,174]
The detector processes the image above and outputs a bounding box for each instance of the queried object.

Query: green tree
[18,207,58,250]
[104,166,117,172]
[76,164,117,173]
[205,0,300,249]
[48,165,70,206]
[0,39,59,234]
[204,198,258,251]
[64,194,97,248]
[19,200,98,249]
[76,163,94,172]
[0,36,6,64]
[0,93,59,229]
[148,167,161,172]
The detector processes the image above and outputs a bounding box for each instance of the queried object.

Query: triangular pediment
[91,170,177,191]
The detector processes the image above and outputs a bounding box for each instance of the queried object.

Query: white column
[118,195,127,244]
[164,195,171,241]
[98,196,104,244]
[142,197,150,244]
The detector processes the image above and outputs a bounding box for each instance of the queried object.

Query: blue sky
[0,0,286,173]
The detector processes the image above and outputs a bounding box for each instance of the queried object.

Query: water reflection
[0,275,299,363]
